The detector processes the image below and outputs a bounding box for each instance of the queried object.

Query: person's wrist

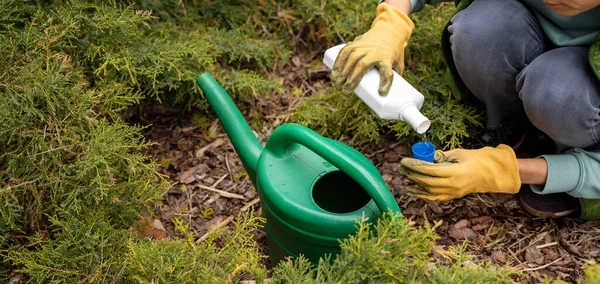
[383,0,411,15]
[517,158,548,185]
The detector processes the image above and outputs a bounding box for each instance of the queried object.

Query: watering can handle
[266,123,401,214]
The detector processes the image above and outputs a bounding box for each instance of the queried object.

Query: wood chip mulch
[130,50,599,283]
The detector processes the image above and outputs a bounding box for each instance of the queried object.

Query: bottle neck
[400,104,430,134]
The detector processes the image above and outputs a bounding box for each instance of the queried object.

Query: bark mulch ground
[131,52,599,283]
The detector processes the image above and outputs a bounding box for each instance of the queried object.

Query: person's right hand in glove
[331,2,414,95]
[397,145,522,201]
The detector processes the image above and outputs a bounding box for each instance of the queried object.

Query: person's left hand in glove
[331,2,414,95]
[397,144,522,200]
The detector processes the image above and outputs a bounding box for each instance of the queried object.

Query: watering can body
[196,73,401,266]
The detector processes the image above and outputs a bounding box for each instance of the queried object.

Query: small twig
[111,260,127,284]
[573,256,594,264]
[185,186,193,224]
[507,247,524,265]
[508,234,532,250]
[195,138,224,158]
[163,181,180,196]
[197,184,246,200]
[196,198,260,243]
[521,255,566,272]
[240,197,260,212]
[3,178,40,191]
[212,174,228,187]
[240,279,272,284]
[559,237,584,257]
[536,242,559,250]
[483,221,495,242]
[515,231,550,255]
[475,194,495,207]
[54,120,63,146]
[27,144,73,158]
[197,215,235,243]
[225,154,232,179]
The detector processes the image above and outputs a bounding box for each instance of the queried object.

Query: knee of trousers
[517,47,600,149]
[519,71,600,149]
[449,0,539,62]
[448,0,544,106]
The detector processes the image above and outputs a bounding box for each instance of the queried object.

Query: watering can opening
[312,170,372,214]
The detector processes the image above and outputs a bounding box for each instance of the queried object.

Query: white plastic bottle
[323,44,431,134]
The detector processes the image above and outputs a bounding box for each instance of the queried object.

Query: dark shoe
[463,124,528,150]
[463,110,532,150]
[513,127,559,158]
[519,186,580,218]
[463,113,558,157]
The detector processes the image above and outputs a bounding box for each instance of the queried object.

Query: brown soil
[133,51,600,283]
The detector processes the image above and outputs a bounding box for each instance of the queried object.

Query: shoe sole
[518,193,579,218]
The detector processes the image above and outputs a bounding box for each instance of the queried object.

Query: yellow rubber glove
[331,3,414,95]
[397,145,521,201]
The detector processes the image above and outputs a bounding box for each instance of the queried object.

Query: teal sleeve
[530,148,600,199]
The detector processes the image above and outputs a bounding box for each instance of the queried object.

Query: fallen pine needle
[212,174,228,187]
[240,197,260,211]
[240,279,271,284]
[197,184,246,200]
[196,197,261,243]
[521,255,565,272]
[195,138,224,158]
[197,215,235,243]
[536,241,559,250]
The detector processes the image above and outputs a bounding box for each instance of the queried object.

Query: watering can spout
[196,72,263,185]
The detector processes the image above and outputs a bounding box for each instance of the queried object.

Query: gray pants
[448,0,600,151]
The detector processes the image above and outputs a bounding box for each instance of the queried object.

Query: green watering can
[196,72,401,266]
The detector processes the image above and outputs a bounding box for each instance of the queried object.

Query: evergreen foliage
[0,1,168,280]
[271,212,515,283]
[126,211,519,283]
[0,0,595,282]
[584,263,600,284]
[0,0,410,281]
[291,4,483,150]
[124,211,267,283]
[274,213,439,282]
[7,214,131,282]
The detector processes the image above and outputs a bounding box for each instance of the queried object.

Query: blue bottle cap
[412,142,436,162]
